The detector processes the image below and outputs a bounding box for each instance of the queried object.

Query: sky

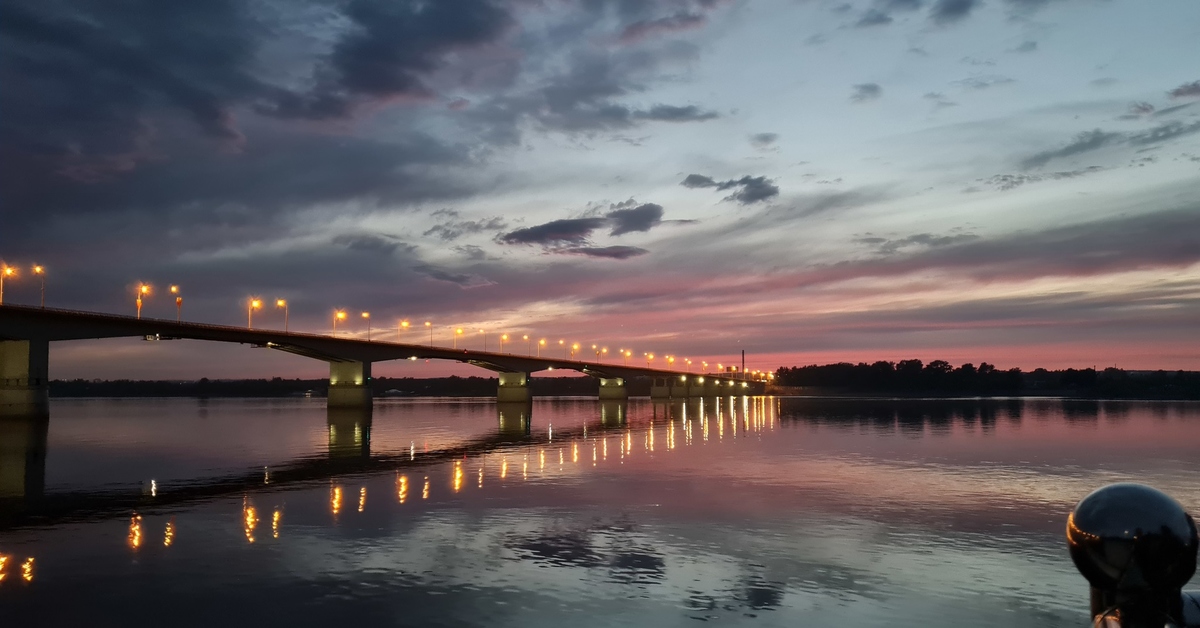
[1,0,1198,380]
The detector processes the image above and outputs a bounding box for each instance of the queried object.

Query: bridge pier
[600,400,626,426]
[497,372,531,402]
[598,377,627,400]
[1,339,50,419]
[328,360,372,409]
[650,377,671,400]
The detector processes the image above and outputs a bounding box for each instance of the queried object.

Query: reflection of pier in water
[0,400,643,529]
[0,395,795,529]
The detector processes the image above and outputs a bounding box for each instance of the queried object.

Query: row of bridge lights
[1,279,766,376]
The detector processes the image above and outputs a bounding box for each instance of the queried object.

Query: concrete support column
[650,377,671,400]
[497,372,531,402]
[328,360,372,409]
[597,377,627,400]
[669,375,689,399]
[0,339,50,419]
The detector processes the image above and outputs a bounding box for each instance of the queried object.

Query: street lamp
[703,361,709,373]
[558,340,565,358]
[523,335,530,356]
[276,299,288,332]
[0,266,16,305]
[500,334,509,353]
[399,319,409,341]
[601,347,608,362]
[361,312,371,341]
[425,321,432,346]
[686,359,692,372]
[136,283,151,319]
[454,328,463,349]
[170,285,182,322]
[571,343,579,359]
[248,298,263,329]
[334,310,347,333]
[479,329,486,351]
[538,338,546,357]
[32,265,45,308]
[646,353,654,367]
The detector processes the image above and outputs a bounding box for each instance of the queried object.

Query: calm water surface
[1,396,1198,626]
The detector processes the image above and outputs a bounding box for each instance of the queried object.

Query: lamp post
[571,343,579,359]
[558,340,565,358]
[399,319,409,341]
[334,310,347,333]
[454,328,463,349]
[703,361,709,373]
[425,321,432,346]
[0,266,15,305]
[32,265,45,308]
[479,329,486,351]
[500,334,508,353]
[523,335,530,356]
[645,353,654,367]
[170,285,182,322]
[538,338,546,357]
[248,298,262,329]
[136,283,150,319]
[276,299,288,332]
[361,312,371,341]
[624,350,632,366]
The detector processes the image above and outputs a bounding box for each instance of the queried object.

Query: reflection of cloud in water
[508,526,667,585]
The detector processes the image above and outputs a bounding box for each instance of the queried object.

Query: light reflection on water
[0,396,1198,626]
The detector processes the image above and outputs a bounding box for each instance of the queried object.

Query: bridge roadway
[0,304,763,418]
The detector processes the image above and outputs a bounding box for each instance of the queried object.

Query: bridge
[0,304,765,418]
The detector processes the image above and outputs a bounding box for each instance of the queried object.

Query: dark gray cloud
[749,133,779,148]
[631,104,720,122]
[1168,80,1200,99]
[886,0,925,10]
[423,213,508,241]
[608,203,664,236]
[851,83,883,102]
[559,246,649,259]
[257,0,514,120]
[924,92,958,109]
[856,9,894,27]
[1011,41,1038,53]
[930,0,979,24]
[411,263,492,287]
[1021,123,1200,169]
[1119,102,1156,119]
[1020,129,1122,169]
[952,75,1015,90]
[331,233,406,254]
[497,217,607,245]
[980,167,1104,190]
[679,174,781,204]
[618,12,707,43]
[858,232,980,254]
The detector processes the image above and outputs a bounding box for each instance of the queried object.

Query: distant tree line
[773,360,1200,399]
[49,375,652,398]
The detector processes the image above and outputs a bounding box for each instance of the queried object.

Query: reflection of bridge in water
[0,398,677,529]
[0,305,766,419]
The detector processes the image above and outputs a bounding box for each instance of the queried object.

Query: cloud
[679,174,780,204]
[619,12,707,44]
[924,92,958,109]
[1020,129,1122,169]
[1168,80,1200,99]
[858,232,980,254]
[929,0,979,25]
[856,9,894,27]
[850,83,882,102]
[749,133,780,148]
[886,0,925,10]
[330,233,404,254]
[1011,41,1038,53]
[497,217,608,245]
[607,203,664,236]
[1119,102,1156,119]
[979,167,1104,190]
[423,216,508,241]
[631,104,720,122]
[411,263,493,287]
[1020,123,1200,168]
[559,246,649,259]
[952,75,1016,90]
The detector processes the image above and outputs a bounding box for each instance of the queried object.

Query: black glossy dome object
[1068,483,1198,595]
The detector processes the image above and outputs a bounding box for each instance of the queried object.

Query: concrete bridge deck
[1,304,765,417]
